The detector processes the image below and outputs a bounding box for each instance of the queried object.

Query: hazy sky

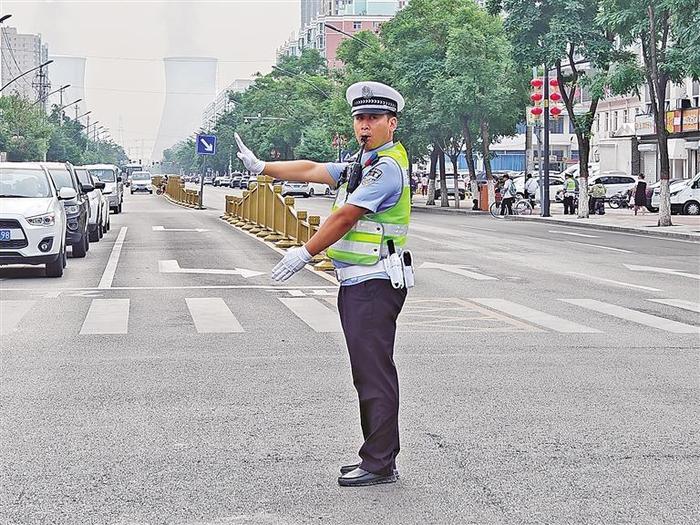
[2,0,300,161]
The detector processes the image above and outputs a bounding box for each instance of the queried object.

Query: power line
[1,31,34,91]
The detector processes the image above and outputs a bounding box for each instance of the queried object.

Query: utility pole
[542,65,551,217]
[32,63,51,113]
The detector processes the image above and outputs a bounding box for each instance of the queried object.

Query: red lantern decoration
[550,106,562,117]
[530,78,543,88]
[530,92,543,103]
[530,106,544,116]
[550,92,561,102]
[549,79,559,87]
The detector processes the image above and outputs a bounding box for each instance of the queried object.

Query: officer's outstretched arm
[235,132,334,186]
[305,203,366,256]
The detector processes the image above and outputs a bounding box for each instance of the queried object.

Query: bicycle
[489,198,533,219]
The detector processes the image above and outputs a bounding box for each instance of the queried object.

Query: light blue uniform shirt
[325,141,404,286]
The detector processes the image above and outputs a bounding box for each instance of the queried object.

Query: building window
[602,112,608,132]
[353,21,362,30]
[612,111,618,131]
[623,109,629,123]
[549,118,564,133]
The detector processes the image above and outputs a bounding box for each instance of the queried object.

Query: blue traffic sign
[196,134,217,156]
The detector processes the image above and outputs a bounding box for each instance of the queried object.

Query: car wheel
[117,203,122,214]
[683,200,700,215]
[646,206,658,213]
[45,249,64,278]
[309,188,315,197]
[325,187,331,196]
[89,226,100,242]
[98,222,104,239]
[71,233,87,258]
[85,231,90,252]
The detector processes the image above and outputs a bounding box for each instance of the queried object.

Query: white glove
[234,132,266,175]
[271,246,312,282]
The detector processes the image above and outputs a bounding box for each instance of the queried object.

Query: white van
[85,164,123,213]
[651,173,700,215]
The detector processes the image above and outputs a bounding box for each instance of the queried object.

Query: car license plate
[0,230,10,241]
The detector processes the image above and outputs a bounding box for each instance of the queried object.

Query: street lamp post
[0,14,12,23]
[0,59,53,93]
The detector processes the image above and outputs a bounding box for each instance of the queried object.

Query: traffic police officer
[235,81,410,487]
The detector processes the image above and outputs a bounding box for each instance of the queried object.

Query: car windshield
[0,168,53,198]
[48,168,75,191]
[132,172,151,180]
[89,168,116,182]
[75,169,92,186]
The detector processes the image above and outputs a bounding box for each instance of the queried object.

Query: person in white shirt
[524,174,539,205]
[500,174,516,215]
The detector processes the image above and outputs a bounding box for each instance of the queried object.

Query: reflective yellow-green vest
[565,178,577,192]
[326,142,410,266]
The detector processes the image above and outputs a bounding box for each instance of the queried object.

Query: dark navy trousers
[337,278,407,475]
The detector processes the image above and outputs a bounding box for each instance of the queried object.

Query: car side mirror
[94,181,106,190]
[117,176,123,182]
[58,187,77,200]
[81,183,95,193]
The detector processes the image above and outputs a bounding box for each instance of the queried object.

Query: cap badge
[361,85,373,98]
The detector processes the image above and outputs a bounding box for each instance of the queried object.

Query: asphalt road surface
[1,187,698,524]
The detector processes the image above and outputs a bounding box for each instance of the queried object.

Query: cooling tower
[47,55,87,116]
[151,57,217,161]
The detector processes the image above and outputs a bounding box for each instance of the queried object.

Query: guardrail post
[264,185,285,242]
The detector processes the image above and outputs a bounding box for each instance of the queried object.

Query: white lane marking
[185,298,244,333]
[648,299,700,314]
[562,299,700,334]
[152,226,209,232]
[98,227,128,289]
[421,262,498,280]
[566,241,633,253]
[0,300,35,335]
[469,298,600,333]
[287,289,306,297]
[567,272,662,293]
[80,299,129,334]
[549,230,598,238]
[279,298,342,332]
[624,264,700,280]
[158,259,265,279]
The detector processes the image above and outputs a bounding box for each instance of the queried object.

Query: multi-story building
[0,26,49,102]
[202,79,254,130]
[301,0,323,28]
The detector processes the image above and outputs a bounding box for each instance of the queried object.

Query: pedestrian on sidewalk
[633,174,647,215]
[420,174,428,195]
[235,81,410,488]
[500,173,516,215]
[589,179,607,215]
[563,173,577,215]
[524,174,539,207]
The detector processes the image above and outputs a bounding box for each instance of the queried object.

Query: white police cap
[346,81,405,116]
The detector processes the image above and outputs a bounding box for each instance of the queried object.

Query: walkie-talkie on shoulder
[346,136,368,194]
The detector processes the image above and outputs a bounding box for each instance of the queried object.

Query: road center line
[567,272,662,292]
[98,227,128,289]
[566,241,633,253]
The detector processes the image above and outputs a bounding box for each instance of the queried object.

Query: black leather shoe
[340,463,399,477]
[337,468,398,487]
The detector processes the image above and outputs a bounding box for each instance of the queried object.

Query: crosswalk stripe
[80,299,130,335]
[648,299,700,314]
[0,300,35,335]
[185,298,244,333]
[561,299,699,334]
[279,298,342,332]
[469,298,600,333]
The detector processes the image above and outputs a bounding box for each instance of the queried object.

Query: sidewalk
[410,195,700,240]
[509,209,700,240]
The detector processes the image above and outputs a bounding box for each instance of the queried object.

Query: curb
[507,215,700,241]
[411,204,481,216]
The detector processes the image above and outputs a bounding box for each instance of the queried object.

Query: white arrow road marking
[648,299,700,314]
[158,259,265,279]
[420,262,497,280]
[562,299,699,334]
[624,264,700,280]
[549,230,599,238]
[566,241,632,253]
[152,226,209,232]
[199,138,213,152]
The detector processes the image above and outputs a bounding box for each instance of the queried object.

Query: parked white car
[435,174,466,200]
[0,162,73,277]
[589,172,637,198]
[651,173,700,215]
[213,175,232,187]
[85,164,123,213]
[514,174,564,201]
[281,181,332,197]
[75,166,107,241]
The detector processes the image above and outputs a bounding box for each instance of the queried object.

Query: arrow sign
[420,262,498,281]
[152,226,209,232]
[195,133,217,156]
[624,264,700,280]
[159,260,265,278]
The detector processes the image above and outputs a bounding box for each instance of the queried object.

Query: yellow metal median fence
[164,175,200,208]
[223,176,334,272]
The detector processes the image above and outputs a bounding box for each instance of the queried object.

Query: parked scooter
[608,190,631,209]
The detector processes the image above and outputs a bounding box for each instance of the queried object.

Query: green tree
[599,0,700,225]
[0,95,52,161]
